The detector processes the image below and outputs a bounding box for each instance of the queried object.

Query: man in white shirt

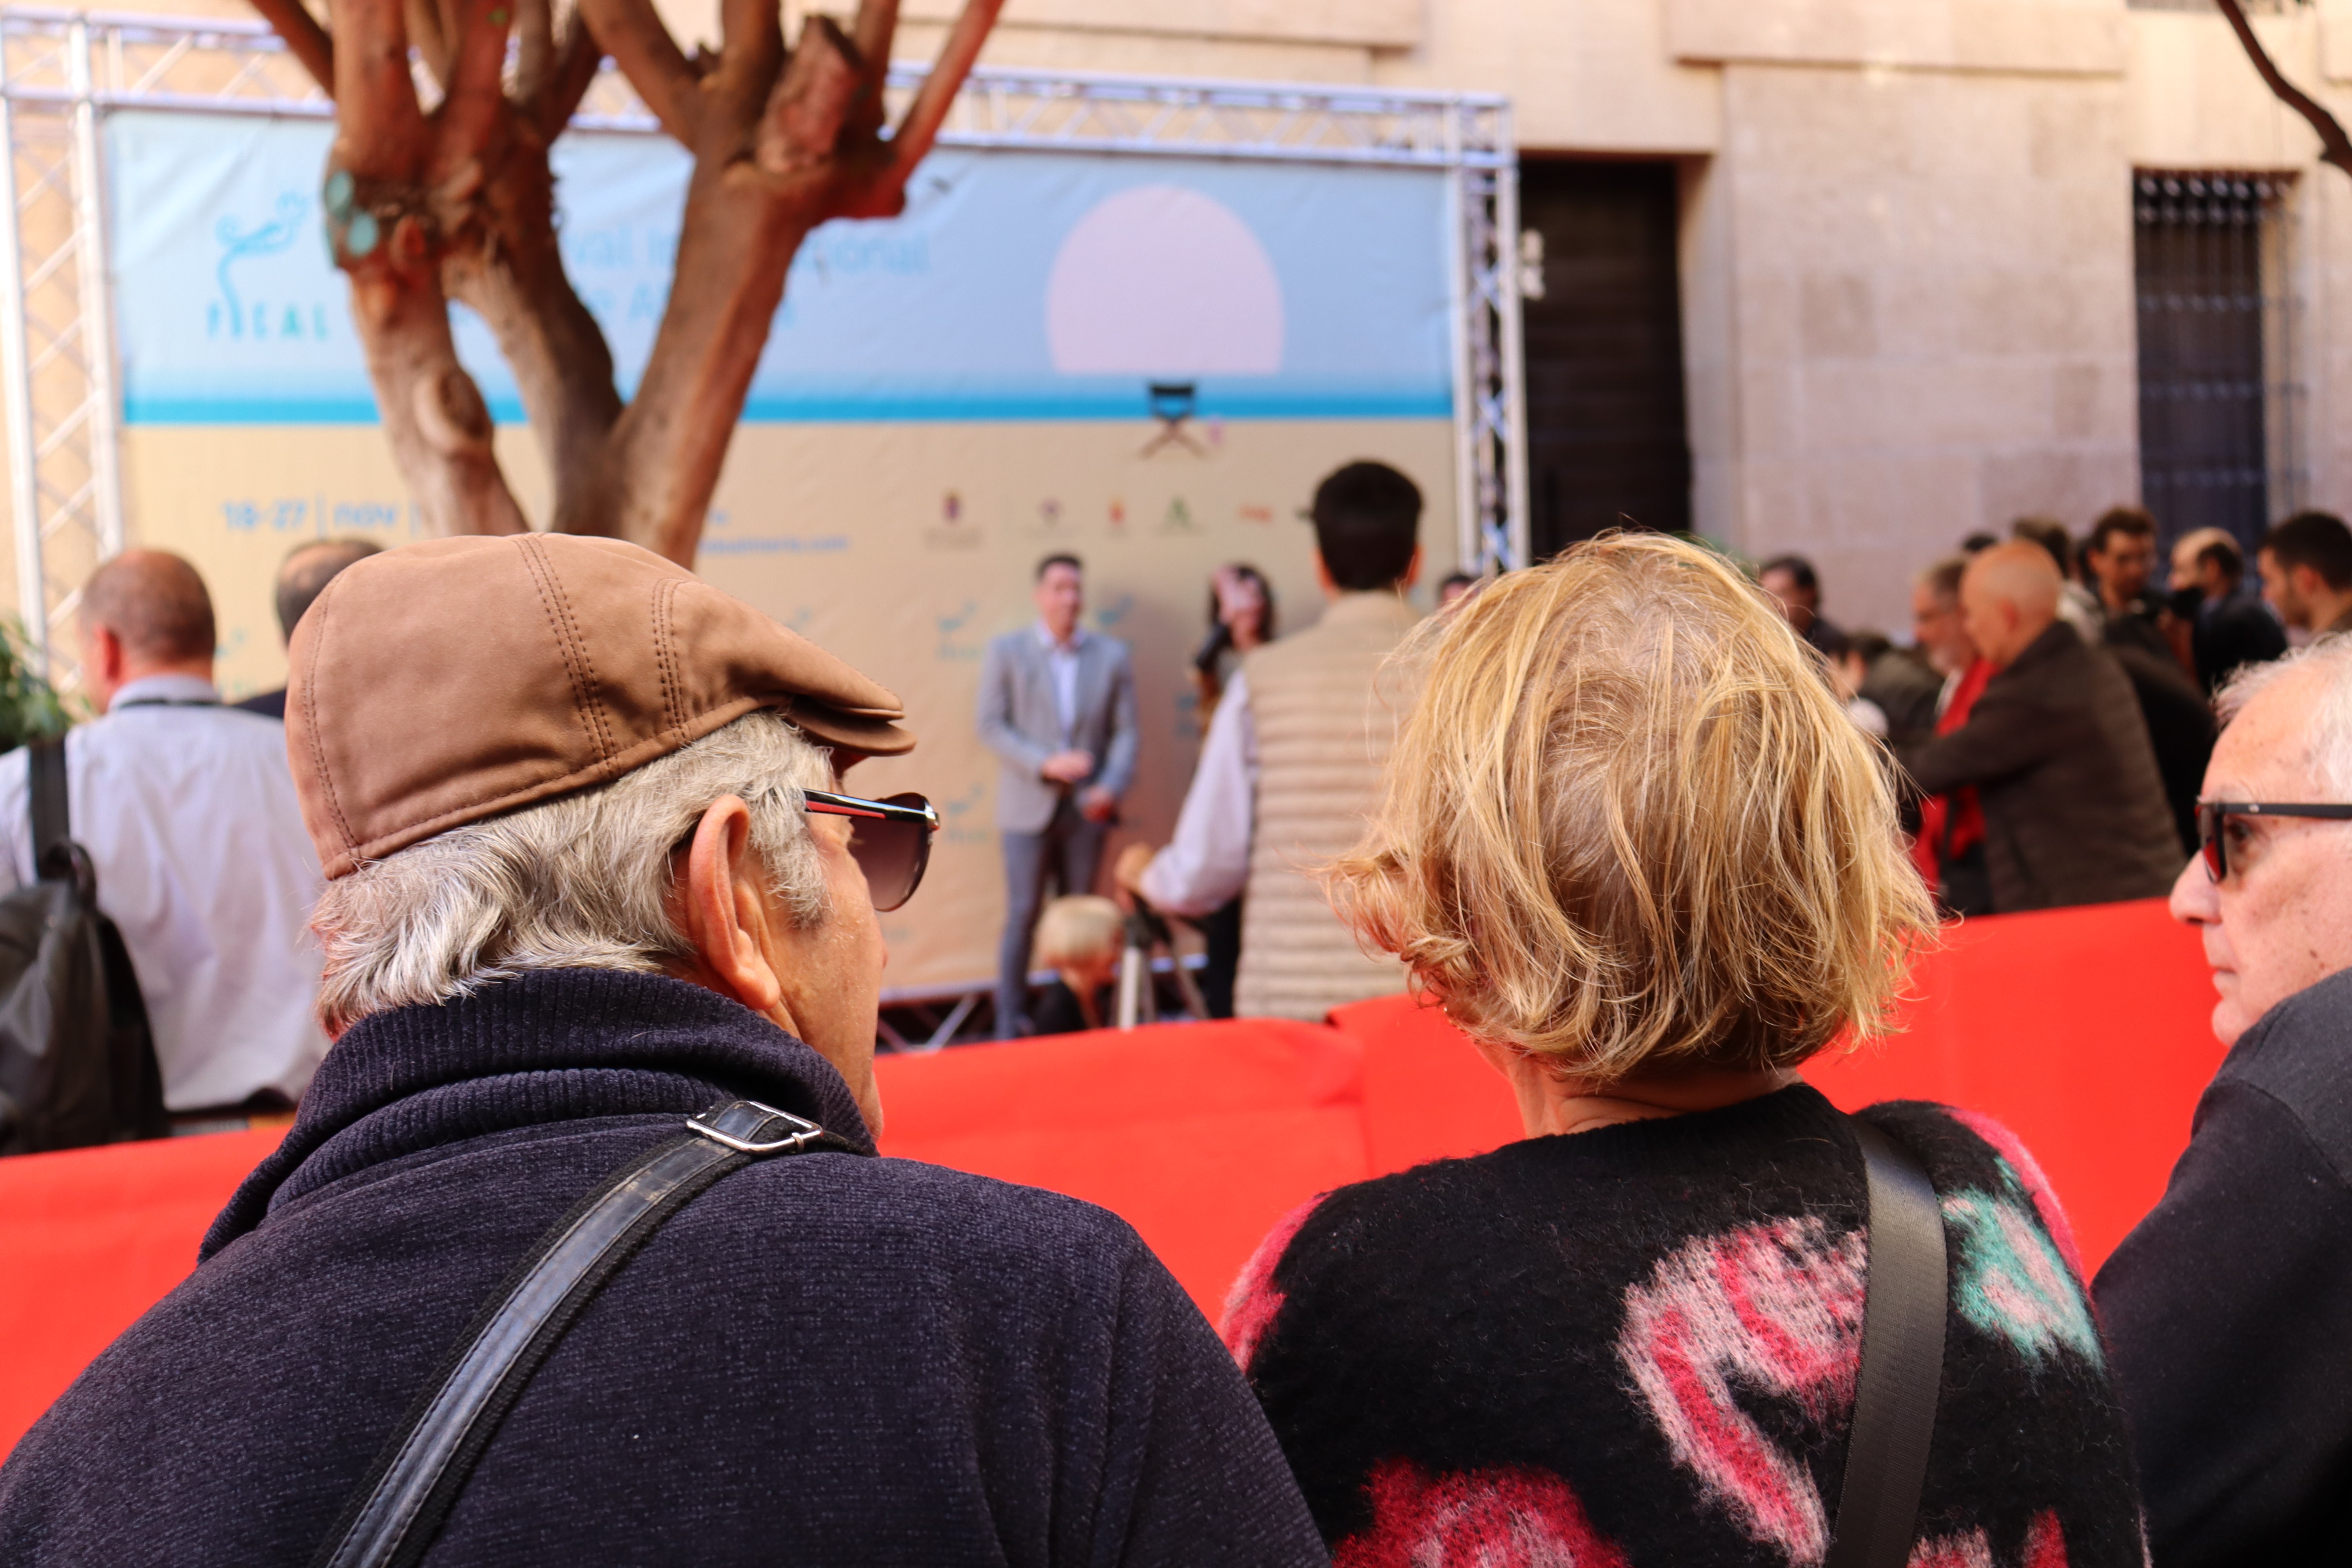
[0,550,328,1120]
[1116,461,1424,1021]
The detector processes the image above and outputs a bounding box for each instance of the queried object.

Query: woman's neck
[1480,1039,1799,1138]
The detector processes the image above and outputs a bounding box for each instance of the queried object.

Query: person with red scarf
[1909,557,1996,914]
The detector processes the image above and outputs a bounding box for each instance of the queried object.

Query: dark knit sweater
[1223,1085,2145,1568]
[0,969,1326,1567]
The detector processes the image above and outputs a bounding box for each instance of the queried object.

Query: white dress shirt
[1035,623,1086,748]
[0,674,329,1110]
[1138,670,1261,917]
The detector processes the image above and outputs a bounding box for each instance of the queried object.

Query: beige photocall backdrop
[122,415,1459,993]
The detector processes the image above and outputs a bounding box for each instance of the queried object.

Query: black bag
[0,736,168,1154]
[1824,1116,1950,1568]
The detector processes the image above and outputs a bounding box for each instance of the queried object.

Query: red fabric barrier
[0,1127,282,1458]
[1325,897,2226,1275]
[1804,897,2223,1271]
[0,898,2226,1461]
[872,1018,1372,1317]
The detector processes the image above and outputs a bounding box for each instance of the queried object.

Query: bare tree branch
[250,0,336,93]
[576,0,705,144]
[514,0,554,104]
[886,0,1001,193]
[400,0,449,87]
[435,0,515,171]
[2218,0,2352,178]
[330,0,428,175]
[754,15,865,176]
[533,7,606,141]
[712,0,786,129]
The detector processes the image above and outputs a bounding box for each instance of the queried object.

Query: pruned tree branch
[533,9,606,142]
[330,0,426,171]
[400,0,449,88]
[252,0,335,93]
[434,0,514,172]
[889,0,998,194]
[514,0,555,104]
[2218,0,2352,179]
[575,0,703,143]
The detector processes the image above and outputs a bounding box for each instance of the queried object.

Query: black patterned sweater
[1222,1083,2147,1568]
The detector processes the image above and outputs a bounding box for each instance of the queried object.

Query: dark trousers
[1192,895,1243,1020]
[996,800,1106,1038]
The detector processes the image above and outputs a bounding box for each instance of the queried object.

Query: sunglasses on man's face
[2195,799,2352,882]
[801,789,939,911]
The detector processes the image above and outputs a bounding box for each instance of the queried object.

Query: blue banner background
[106,112,1455,426]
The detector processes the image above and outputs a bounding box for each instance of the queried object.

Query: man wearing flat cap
[0,535,1323,1566]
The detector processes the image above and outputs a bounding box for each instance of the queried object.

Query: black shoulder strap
[1824,1117,1949,1568]
[27,736,68,877]
[314,1100,860,1568]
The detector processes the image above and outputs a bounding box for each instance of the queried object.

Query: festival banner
[105,110,1462,992]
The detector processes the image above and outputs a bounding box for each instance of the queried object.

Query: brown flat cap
[287,534,913,879]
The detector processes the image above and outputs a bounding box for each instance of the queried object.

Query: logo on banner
[938,782,989,846]
[210,192,332,342]
[925,489,982,551]
[935,601,982,662]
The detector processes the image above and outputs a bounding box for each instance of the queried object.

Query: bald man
[235,537,382,719]
[0,550,327,1120]
[1894,542,2183,912]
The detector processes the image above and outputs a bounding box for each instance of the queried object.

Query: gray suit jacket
[977,626,1140,833]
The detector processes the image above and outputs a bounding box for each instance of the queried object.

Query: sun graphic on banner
[1044,185,1285,376]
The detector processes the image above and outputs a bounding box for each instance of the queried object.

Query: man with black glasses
[0,535,1324,1568]
[2096,633,2352,1566]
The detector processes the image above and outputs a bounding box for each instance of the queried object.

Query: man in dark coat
[2095,639,2352,1565]
[1896,542,2183,912]
[232,535,380,719]
[0,535,1325,1568]
[2170,527,2286,694]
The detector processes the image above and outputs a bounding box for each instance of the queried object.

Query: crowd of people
[1752,506,2352,922]
[0,482,2345,1564]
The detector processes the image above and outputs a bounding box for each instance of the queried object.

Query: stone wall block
[1802,272,1879,357]
[1669,0,2124,76]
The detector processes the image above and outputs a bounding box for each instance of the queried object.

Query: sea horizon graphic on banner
[107,113,1452,428]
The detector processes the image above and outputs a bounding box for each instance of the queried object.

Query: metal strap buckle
[686,1099,828,1155]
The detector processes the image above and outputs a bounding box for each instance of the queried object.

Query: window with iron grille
[2134,171,2301,552]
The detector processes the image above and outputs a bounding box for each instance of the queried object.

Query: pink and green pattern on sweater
[1224,1087,2152,1568]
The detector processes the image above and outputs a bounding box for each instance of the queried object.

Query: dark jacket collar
[201,969,873,1259]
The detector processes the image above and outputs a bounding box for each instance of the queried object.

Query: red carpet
[0,897,2226,1460]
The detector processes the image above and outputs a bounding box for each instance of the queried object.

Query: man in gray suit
[978,554,1139,1036]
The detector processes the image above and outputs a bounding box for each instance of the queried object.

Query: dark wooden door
[1520,160,1692,559]
[2134,172,2282,554]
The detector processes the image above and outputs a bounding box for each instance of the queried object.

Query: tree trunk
[259,0,1005,566]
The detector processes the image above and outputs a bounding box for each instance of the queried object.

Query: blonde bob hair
[1033,895,1126,973]
[1326,532,1934,1084]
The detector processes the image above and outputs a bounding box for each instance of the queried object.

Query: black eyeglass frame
[2196,800,2352,882]
[802,788,940,911]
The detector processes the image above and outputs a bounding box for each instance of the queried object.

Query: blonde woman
[1029,894,1124,1033]
[1221,535,2145,1568]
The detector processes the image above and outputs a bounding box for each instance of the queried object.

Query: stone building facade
[23,0,2345,637]
[842,0,2352,633]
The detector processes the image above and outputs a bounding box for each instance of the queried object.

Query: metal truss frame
[0,4,1526,694]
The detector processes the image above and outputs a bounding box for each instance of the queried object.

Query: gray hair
[313,711,833,1033]
[2216,631,2352,798]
